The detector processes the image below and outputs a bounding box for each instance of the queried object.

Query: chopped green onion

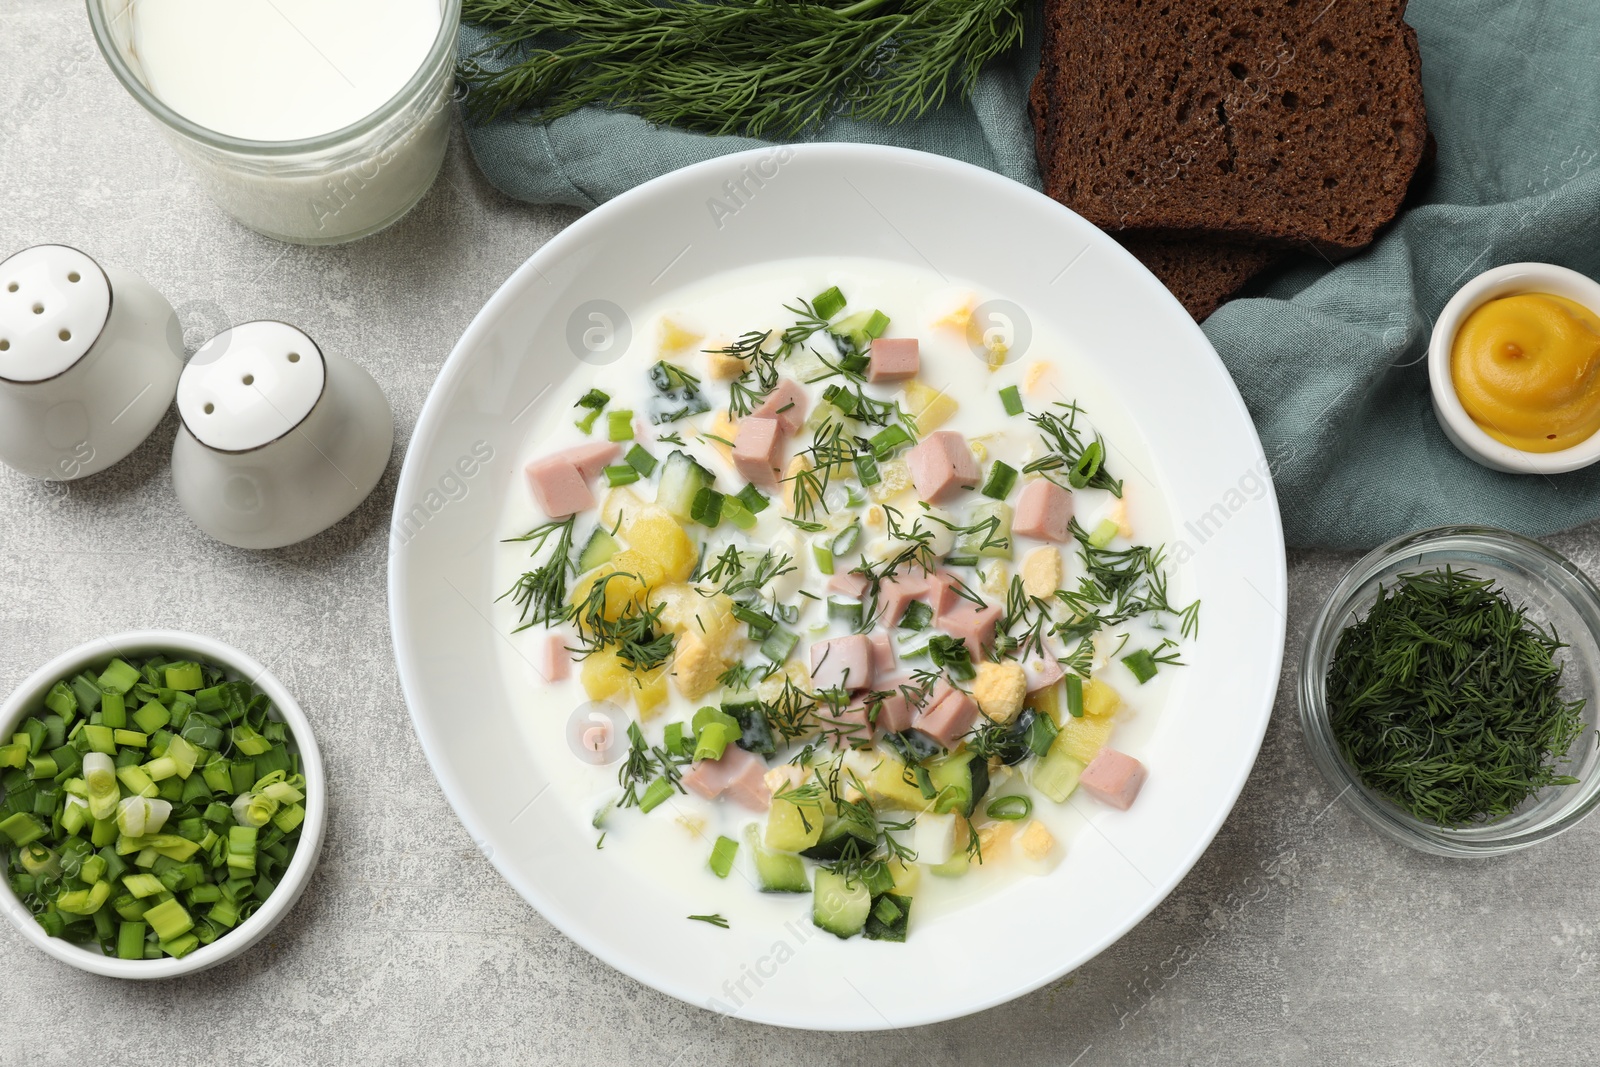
[116,921,147,960]
[897,600,934,631]
[853,452,882,487]
[0,812,45,847]
[690,487,724,528]
[736,484,769,514]
[638,778,675,813]
[132,702,170,735]
[812,544,835,575]
[869,424,912,458]
[980,462,1017,500]
[943,555,979,568]
[575,388,610,411]
[812,286,847,320]
[624,444,657,476]
[607,410,635,442]
[840,352,871,375]
[721,497,756,531]
[1068,440,1105,489]
[602,463,640,487]
[985,794,1033,821]
[1122,649,1160,684]
[663,722,690,757]
[576,408,602,434]
[111,729,147,749]
[693,722,732,762]
[760,628,799,663]
[873,895,903,925]
[99,691,126,728]
[827,598,864,630]
[1065,674,1085,718]
[1000,385,1024,416]
[164,663,204,691]
[831,524,862,556]
[822,383,858,416]
[44,681,76,718]
[97,659,141,695]
[708,835,740,878]
[142,898,193,942]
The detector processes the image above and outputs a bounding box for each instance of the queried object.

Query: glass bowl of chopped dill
[1299,526,1600,857]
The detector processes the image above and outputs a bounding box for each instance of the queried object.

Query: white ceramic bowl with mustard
[1429,262,1600,474]
[0,631,325,978]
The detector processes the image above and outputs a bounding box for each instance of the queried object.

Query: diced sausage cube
[827,571,869,599]
[539,633,571,682]
[905,431,980,504]
[868,337,919,383]
[868,631,896,675]
[682,745,772,811]
[557,441,622,480]
[751,378,809,436]
[732,416,784,487]
[809,634,875,692]
[878,571,929,628]
[1014,478,1073,543]
[938,600,1003,659]
[525,457,594,518]
[872,686,915,733]
[1079,749,1147,811]
[912,686,980,749]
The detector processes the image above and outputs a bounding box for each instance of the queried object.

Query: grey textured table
[5,6,1600,1064]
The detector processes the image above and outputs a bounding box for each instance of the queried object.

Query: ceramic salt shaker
[171,321,393,549]
[0,244,182,480]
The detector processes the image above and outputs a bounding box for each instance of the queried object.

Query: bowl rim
[1427,261,1600,474]
[0,630,326,978]
[1298,524,1600,856]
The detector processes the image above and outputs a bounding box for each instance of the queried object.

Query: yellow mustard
[1450,292,1600,452]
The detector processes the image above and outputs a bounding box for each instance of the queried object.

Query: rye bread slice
[1032,0,1428,254]
[1030,40,1282,320]
[1117,235,1284,320]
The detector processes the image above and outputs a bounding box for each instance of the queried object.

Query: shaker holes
[204,403,215,414]
[287,352,300,363]
[242,374,255,386]
[67,272,80,283]
[58,330,71,342]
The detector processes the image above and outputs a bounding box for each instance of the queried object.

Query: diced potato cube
[706,411,739,463]
[866,459,912,503]
[1083,678,1121,718]
[980,562,1009,598]
[1024,361,1053,395]
[766,796,824,852]
[657,316,702,358]
[625,507,697,584]
[1057,713,1115,764]
[580,649,628,702]
[887,857,921,896]
[905,381,957,434]
[632,663,670,718]
[703,348,746,380]
[1017,819,1055,861]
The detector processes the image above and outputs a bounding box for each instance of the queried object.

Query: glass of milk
[87,0,460,246]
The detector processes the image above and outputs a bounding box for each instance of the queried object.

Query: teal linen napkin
[457,1,1600,549]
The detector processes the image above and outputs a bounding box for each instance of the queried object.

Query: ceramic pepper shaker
[171,321,394,549]
[0,244,183,480]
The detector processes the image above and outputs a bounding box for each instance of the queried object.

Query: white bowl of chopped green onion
[0,631,325,977]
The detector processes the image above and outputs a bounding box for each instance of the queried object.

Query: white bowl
[388,143,1287,1030]
[1428,261,1600,473]
[0,630,326,978]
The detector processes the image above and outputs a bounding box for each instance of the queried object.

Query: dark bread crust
[1032,0,1429,255]
[1031,25,1283,320]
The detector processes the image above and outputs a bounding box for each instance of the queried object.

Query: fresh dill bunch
[459,0,1027,137]
[1327,567,1586,827]
[498,516,578,631]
